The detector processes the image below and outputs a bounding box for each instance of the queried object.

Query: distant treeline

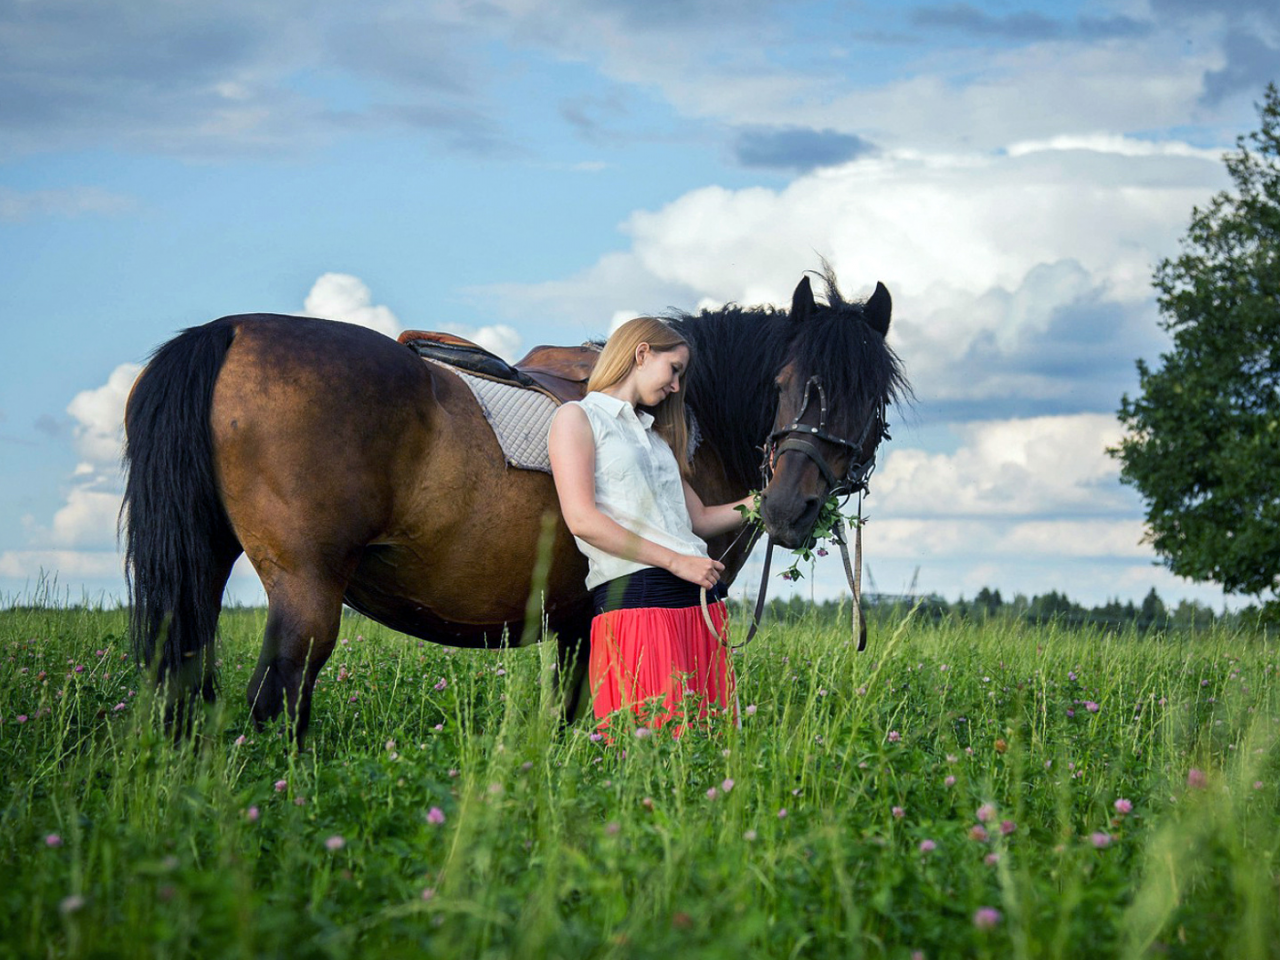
[732,586,1279,632]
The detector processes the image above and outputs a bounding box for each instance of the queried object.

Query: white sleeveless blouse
[563,391,711,590]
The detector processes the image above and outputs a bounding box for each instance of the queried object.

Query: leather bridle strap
[700,536,773,650]
[774,436,845,495]
[836,501,867,652]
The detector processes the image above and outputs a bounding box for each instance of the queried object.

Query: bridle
[700,374,891,653]
[763,374,890,497]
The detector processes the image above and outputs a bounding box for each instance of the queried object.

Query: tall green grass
[1,603,1276,959]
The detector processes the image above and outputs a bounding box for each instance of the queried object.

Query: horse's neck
[681,313,782,494]
[689,441,749,504]
[689,441,759,580]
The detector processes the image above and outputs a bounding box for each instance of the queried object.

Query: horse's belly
[343,532,589,647]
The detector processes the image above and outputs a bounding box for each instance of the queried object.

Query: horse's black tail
[122,318,241,703]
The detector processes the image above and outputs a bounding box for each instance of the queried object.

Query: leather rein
[700,374,890,651]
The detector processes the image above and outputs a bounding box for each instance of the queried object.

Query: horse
[122,269,908,742]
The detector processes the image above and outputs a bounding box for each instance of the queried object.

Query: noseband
[763,375,890,496]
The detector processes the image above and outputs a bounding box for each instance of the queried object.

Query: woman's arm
[549,404,724,589]
[683,482,755,540]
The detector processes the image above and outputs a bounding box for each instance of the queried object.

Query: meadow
[1,601,1277,959]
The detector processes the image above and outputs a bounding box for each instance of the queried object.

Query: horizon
[3,0,1277,612]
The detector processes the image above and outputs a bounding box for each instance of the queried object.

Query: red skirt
[589,600,736,739]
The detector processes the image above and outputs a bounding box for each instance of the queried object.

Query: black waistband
[592,566,727,615]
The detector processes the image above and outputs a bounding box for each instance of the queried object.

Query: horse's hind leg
[247,571,346,745]
[556,616,593,726]
[165,544,240,737]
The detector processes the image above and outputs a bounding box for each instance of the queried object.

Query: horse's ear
[789,275,815,323]
[864,281,891,336]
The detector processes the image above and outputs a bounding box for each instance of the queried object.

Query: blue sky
[1,0,1277,609]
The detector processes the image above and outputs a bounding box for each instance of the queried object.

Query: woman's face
[633,343,690,407]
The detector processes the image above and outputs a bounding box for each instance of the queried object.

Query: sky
[1,0,1277,612]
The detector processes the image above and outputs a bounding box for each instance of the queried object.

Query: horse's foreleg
[248,573,346,745]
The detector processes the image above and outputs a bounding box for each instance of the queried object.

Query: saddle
[398,330,600,404]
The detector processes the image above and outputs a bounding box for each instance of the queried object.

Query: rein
[700,374,887,651]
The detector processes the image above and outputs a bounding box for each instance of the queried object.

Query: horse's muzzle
[759,491,821,550]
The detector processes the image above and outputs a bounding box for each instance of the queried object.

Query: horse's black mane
[672,267,910,489]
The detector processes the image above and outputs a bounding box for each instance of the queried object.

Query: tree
[974,587,1003,617]
[1113,84,1280,604]
[1137,588,1168,630]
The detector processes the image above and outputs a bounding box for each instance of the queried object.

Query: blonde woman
[548,317,753,738]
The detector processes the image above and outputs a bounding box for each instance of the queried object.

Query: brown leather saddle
[398,330,601,404]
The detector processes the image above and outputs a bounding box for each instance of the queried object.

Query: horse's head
[758,273,903,549]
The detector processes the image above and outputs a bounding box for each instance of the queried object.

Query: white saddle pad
[438,362,558,473]
[429,359,700,473]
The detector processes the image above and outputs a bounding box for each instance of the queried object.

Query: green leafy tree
[974,586,1003,617]
[1137,587,1168,630]
[1113,84,1280,603]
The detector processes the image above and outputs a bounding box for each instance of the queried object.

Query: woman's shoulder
[564,393,613,425]
[549,399,594,441]
[551,399,586,422]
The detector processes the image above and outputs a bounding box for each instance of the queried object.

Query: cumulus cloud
[721,409,1186,606]
[66,362,143,468]
[0,550,124,580]
[46,489,122,549]
[862,517,1148,561]
[4,364,139,586]
[303,273,402,339]
[874,413,1132,519]
[303,272,523,361]
[485,142,1222,421]
[609,310,642,334]
[615,147,1220,305]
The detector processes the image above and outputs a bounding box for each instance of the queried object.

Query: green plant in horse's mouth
[735,492,862,582]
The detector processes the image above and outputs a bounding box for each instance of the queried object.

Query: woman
[548,317,754,738]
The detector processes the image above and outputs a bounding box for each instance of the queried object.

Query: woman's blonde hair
[588,316,694,477]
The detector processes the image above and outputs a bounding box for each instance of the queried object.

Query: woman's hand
[670,553,726,590]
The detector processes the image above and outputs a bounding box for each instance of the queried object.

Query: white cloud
[621,146,1219,306]
[465,324,523,363]
[66,362,142,468]
[1006,133,1224,161]
[304,272,523,361]
[486,145,1223,391]
[722,412,1168,606]
[4,365,139,588]
[609,310,641,334]
[0,550,124,579]
[875,414,1132,518]
[861,517,1149,561]
[304,273,402,339]
[47,489,122,549]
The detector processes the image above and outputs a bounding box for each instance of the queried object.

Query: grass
[1,602,1277,959]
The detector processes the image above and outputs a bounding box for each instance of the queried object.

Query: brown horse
[122,269,907,741]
